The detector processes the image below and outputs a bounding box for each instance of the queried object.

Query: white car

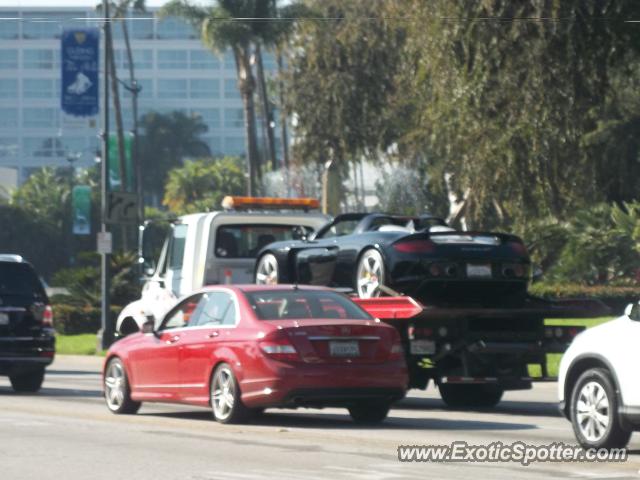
[558,302,640,449]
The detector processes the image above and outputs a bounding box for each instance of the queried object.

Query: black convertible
[254,213,531,307]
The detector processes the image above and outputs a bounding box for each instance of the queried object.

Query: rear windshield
[245,290,372,320]
[214,224,312,258]
[0,263,46,298]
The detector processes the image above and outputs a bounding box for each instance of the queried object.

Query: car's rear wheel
[104,357,141,414]
[356,249,386,298]
[570,368,631,449]
[439,383,504,408]
[211,363,250,424]
[255,253,280,285]
[348,400,392,424]
[9,367,45,393]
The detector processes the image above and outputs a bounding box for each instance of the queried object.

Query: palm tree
[161,0,273,196]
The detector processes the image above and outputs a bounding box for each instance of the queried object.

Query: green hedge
[52,304,121,335]
[530,283,640,314]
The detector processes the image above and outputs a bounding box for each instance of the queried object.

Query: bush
[53,304,121,335]
[530,283,640,315]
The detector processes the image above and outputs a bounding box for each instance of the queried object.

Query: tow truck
[354,294,610,407]
[116,197,328,335]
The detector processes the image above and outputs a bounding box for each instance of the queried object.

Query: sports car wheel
[255,253,279,285]
[104,358,141,414]
[211,363,250,424]
[356,249,385,298]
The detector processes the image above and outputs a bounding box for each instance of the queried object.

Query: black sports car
[254,213,531,307]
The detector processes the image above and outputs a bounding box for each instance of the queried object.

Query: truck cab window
[169,224,188,270]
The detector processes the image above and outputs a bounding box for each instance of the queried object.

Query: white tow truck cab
[116,197,329,335]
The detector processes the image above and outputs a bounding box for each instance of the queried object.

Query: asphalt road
[1,356,640,480]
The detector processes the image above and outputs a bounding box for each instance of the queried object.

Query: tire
[104,357,141,414]
[439,383,504,408]
[570,368,631,449]
[348,401,391,424]
[255,253,280,285]
[355,249,386,298]
[210,363,250,424]
[10,368,44,393]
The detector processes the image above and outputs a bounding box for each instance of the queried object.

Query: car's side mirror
[141,318,156,334]
[625,303,640,321]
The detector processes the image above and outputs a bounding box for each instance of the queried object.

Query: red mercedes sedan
[103,285,408,424]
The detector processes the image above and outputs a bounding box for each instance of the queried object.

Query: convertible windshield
[245,290,372,321]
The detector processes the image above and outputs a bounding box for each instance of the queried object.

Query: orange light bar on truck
[221,196,320,210]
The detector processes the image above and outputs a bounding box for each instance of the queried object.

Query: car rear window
[245,290,372,320]
[214,224,312,258]
[0,262,46,298]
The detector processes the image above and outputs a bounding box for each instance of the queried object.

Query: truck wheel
[439,383,504,408]
[10,368,45,393]
[356,249,386,298]
[255,253,280,285]
[348,401,391,424]
[570,368,631,449]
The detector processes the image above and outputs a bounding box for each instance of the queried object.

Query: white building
[0,0,276,184]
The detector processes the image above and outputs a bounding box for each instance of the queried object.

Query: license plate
[0,313,8,326]
[329,341,360,357]
[466,263,492,278]
[410,339,435,355]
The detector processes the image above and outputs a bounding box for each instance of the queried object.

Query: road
[1,356,639,480]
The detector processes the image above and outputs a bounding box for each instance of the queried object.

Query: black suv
[0,255,55,392]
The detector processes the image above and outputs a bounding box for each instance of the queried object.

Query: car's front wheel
[255,253,280,285]
[439,383,504,408]
[348,401,392,424]
[9,367,45,393]
[355,249,386,298]
[570,368,631,449]
[104,357,141,414]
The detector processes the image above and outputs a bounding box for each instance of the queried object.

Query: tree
[137,110,210,204]
[161,0,278,195]
[163,157,246,214]
[283,0,406,214]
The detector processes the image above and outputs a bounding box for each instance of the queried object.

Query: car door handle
[206,331,219,338]
[166,335,181,344]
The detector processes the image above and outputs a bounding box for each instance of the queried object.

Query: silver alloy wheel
[356,250,384,298]
[255,253,279,285]
[212,366,236,421]
[576,380,610,443]
[104,361,125,411]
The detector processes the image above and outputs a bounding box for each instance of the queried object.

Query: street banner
[61,28,100,117]
[108,133,135,192]
[71,185,92,235]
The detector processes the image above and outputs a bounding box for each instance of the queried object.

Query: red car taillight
[259,332,300,362]
[42,305,53,328]
[508,241,528,257]
[392,239,436,254]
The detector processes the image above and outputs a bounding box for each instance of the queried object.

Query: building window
[158,79,187,99]
[130,49,153,69]
[23,78,56,99]
[131,13,154,39]
[23,49,59,69]
[0,109,17,128]
[190,79,219,99]
[224,79,240,99]
[203,137,222,155]
[22,12,72,39]
[0,138,18,158]
[224,51,236,70]
[158,50,187,69]
[0,13,19,39]
[0,50,18,69]
[223,108,244,128]
[190,50,220,69]
[22,137,65,158]
[156,16,196,39]
[0,79,17,99]
[23,108,58,128]
[223,136,245,156]
[192,108,221,130]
